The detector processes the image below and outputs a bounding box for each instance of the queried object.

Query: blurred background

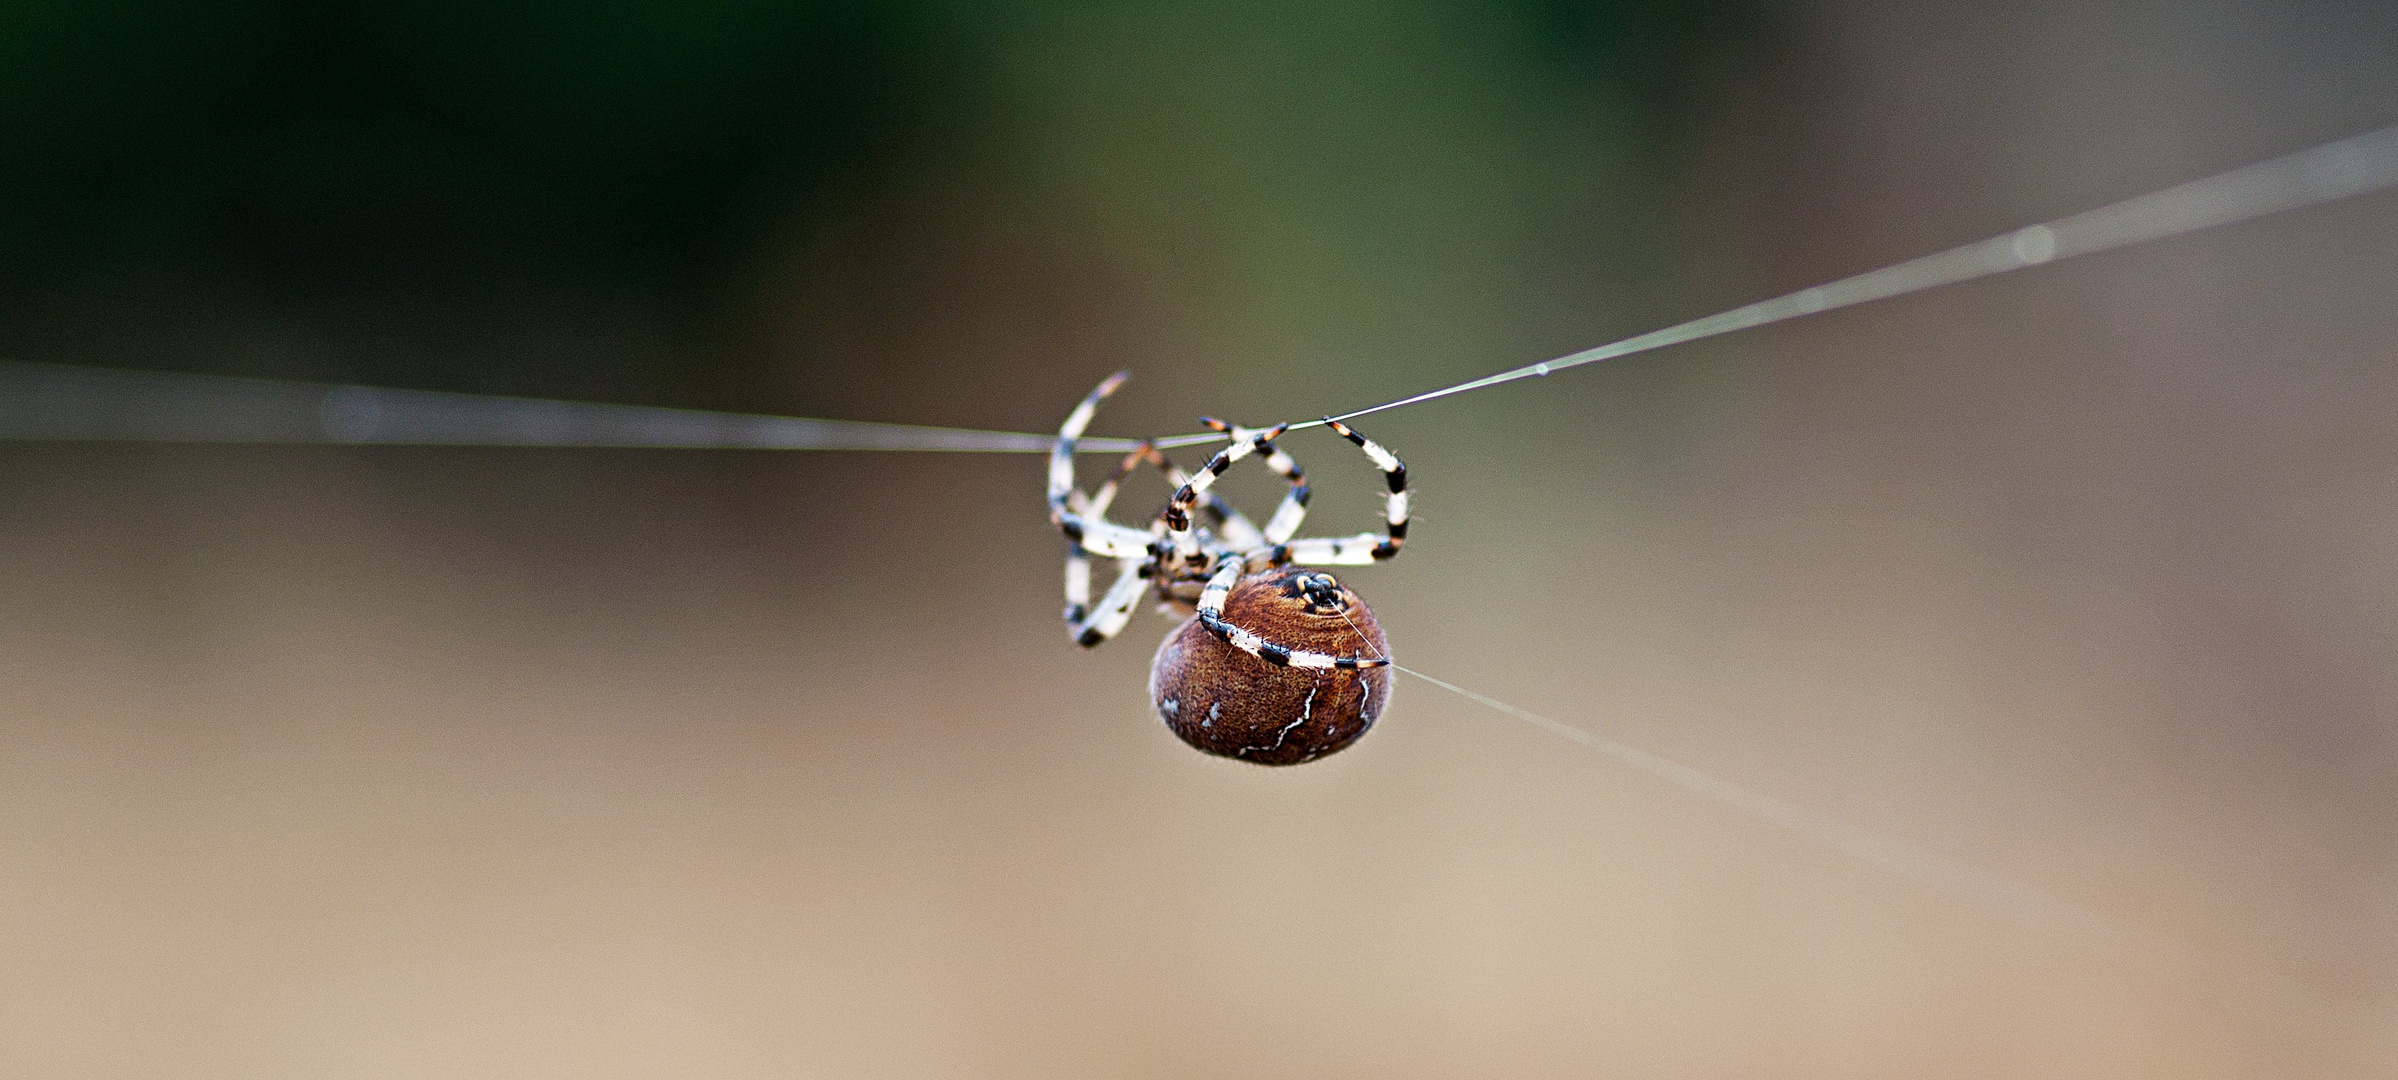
[2,1,2395,1076]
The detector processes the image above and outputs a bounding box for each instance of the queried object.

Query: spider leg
[1063,548,1092,623]
[1053,372,1149,635]
[1047,371,1153,559]
[1164,422,1288,559]
[1199,417,1309,544]
[1200,495,1266,552]
[1274,417,1407,565]
[1070,557,1150,647]
[1048,371,1123,513]
[1097,441,1266,550]
[1194,561,1389,670]
[1275,534,1385,565]
[1086,442,1164,519]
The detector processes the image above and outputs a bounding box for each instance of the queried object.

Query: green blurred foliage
[0,0,1756,403]
[0,0,928,294]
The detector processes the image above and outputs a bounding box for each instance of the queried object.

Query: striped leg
[1164,422,1288,559]
[1083,444,1148,519]
[1277,533,1387,565]
[1047,371,1152,559]
[1061,512,1151,621]
[1194,562,1390,670]
[1064,547,1092,623]
[1199,417,1310,543]
[1047,371,1124,515]
[1275,417,1406,565]
[1095,440,1266,550]
[1071,557,1149,647]
[1054,372,1153,635]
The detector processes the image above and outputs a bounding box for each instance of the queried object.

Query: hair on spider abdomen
[1149,567,1393,765]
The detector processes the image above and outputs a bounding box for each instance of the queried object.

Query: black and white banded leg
[1064,545,1093,624]
[1275,417,1407,566]
[1200,417,1311,544]
[1069,556,1150,647]
[1193,561,1390,670]
[1053,372,1166,637]
[1163,422,1289,559]
[1048,371,1156,563]
[1093,440,1265,550]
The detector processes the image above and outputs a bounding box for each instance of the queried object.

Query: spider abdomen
[1148,568,1392,765]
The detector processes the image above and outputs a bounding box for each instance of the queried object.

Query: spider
[1046,372,1410,764]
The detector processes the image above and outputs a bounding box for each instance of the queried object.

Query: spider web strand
[8,125,2390,454]
[0,362,1152,454]
[1230,122,2398,439]
[1389,663,2340,1022]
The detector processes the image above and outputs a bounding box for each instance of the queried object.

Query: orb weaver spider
[1046,372,1409,764]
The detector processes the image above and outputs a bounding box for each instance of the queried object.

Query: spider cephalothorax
[1047,372,1409,764]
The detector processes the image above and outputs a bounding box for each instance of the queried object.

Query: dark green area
[0,2,928,295]
[0,0,1753,403]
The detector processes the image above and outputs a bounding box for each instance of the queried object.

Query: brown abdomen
[1147,569,1393,765]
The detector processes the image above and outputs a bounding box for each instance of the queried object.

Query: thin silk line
[1336,605,1389,665]
[1157,122,2398,445]
[1390,662,2336,1022]
[0,361,1153,454]
[5,125,2390,454]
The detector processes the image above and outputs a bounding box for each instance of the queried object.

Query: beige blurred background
[2,2,2395,1077]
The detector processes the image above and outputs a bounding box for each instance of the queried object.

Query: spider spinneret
[1047,372,1410,764]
